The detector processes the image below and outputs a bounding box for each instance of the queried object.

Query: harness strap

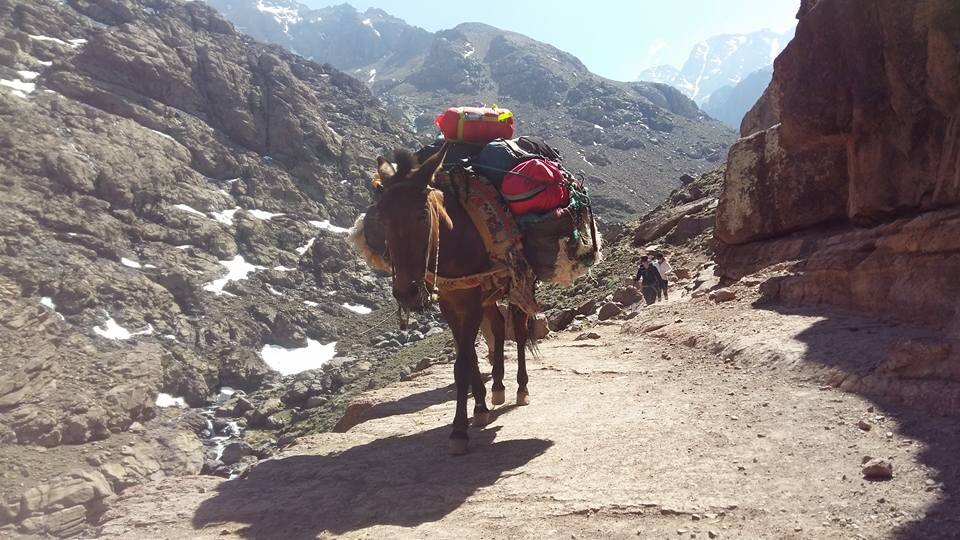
[426,267,510,291]
[501,185,547,202]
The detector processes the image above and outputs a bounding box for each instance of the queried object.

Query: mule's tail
[526,316,542,360]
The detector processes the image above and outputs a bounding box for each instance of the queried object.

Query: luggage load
[435,106,514,144]
[500,159,571,216]
[517,177,601,285]
[415,139,485,171]
[352,104,601,288]
[470,138,533,188]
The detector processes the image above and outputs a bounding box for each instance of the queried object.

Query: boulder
[708,289,737,303]
[612,286,643,307]
[530,315,550,340]
[862,458,894,480]
[547,309,577,332]
[219,441,254,466]
[576,299,599,316]
[246,398,284,428]
[597,302,623,321]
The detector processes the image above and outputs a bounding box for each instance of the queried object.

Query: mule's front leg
[450,351,471,455]
[441,291,483,455]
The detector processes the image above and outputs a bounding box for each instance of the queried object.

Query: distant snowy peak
[636,64,679,85]
[254,0,302,31]
[638,27,794,104]
[204,0,429,70]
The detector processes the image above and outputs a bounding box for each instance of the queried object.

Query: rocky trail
[95,289,960,539]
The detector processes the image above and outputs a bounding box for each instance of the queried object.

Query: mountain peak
[638,27,794,104]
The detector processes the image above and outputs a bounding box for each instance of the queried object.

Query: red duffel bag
[501,159,570,216]
[435,106,514,144]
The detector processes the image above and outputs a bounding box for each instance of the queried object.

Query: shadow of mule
[192,423,552,539]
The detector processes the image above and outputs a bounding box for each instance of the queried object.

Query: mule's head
[375,147,452,311]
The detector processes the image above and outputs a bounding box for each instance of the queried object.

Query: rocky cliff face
[203,1,737,223]
[0,0,431,535]
[715,0,960,410]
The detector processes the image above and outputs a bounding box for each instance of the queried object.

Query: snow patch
[295,237,315,255]
[40,297,65,320]
[173,204,206,217]
[16,71,39,81]
[309,219,350,234]
[1,78,36,98]
[120,257,142,269]
[28,34,68,46]
[368,69,376,84]
[361,18,381,37]
[94,315,153,340]
[156,393,187,408]
[210,207,240,225]
[342,303,372,315]
[273,265,295,272]
[203,255,263,295]
[303,300,319,307]
[247,209,284,220]
[255,0,301,31]
[149,129,176,142]
[261,339,337,376]
[266,284,283,296]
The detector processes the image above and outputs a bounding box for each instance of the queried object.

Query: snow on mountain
[638,27,794,105]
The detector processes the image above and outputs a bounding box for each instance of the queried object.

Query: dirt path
[98,294,958,539]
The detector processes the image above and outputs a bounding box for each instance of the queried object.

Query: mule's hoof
[449,438,469,455]
[491,390,506,406]
[517,391,530,406]
[473,411,491,427]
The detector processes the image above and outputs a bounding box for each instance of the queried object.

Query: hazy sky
[300,0,799,80]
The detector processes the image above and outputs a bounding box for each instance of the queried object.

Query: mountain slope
[203,1,738,223]
[0,0,432,534]
[701,66,773,128]
[639,28,792,105]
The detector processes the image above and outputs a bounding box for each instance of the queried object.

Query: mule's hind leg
[470,361,491,427]
[484,305,507,406]
[511,304,531,406]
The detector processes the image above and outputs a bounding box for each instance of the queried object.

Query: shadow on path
[192,419,551,539]
[757,303,960,539]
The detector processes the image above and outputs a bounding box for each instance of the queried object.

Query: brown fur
[374,146,532,452]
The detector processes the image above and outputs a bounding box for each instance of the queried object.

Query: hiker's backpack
[470,138,533,188]
[501,159,571,216]
[435,106,514,144]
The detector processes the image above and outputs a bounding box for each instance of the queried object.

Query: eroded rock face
[715,0,960,401]
[715,126,848,244]
[717,0,960,242]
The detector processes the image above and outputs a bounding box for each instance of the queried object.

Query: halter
[392,187,442,329]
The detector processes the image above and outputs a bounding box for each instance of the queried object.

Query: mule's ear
[376,156,396,183]
[415,144,447,186]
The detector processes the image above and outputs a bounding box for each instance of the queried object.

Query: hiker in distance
[633,255,661,305]
[653,253,673,301]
